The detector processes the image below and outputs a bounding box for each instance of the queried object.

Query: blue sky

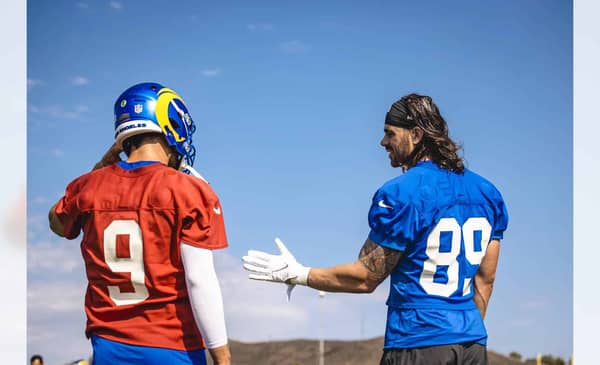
[27,1,572,363]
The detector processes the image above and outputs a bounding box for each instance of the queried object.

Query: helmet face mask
[114,82,197,167]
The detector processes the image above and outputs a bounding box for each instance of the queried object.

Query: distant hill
[207,337,524,365]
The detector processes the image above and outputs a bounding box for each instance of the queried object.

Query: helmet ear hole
[169,117,181,131]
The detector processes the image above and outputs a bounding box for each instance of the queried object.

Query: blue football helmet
[114,82,197,166]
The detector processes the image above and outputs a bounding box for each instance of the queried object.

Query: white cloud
[247,23,273,31]
[27,78,44,91]
[28,264,90,364]
[27,214,48,241]
[31,196,52,205]
[74,104,89,113]
[71,76,89,86]
[29,104,89,120]
[280,40,310,54]
[27,79,45,91]
[29,239,82,273]
[109,1,122,10]
[51,148,65,158]
[202,68,222,78]
[29,281,86,313]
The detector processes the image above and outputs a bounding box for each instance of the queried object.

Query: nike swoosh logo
[378,200,393,209]
[213,206,221,215]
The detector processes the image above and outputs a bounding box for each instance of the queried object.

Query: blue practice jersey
[368,161,508,348]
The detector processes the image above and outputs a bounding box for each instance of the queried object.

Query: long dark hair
[392,94,464,173]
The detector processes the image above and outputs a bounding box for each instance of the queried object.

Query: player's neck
[127,143,170,165]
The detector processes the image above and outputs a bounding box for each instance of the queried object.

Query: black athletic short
[380,342,488,365]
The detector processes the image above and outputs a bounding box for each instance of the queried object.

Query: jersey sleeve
[180,194,228,250]
[490,188,509,240]
[54,179,83,239]
[367,187,420,252]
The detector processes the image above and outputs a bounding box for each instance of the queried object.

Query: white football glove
[242,238,310,301]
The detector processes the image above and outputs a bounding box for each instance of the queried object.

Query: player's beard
[387,134,413,169]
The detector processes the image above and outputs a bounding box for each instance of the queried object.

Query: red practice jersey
[55,162,228,351]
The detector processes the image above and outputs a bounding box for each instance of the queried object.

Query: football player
[30,354,43,365]
[243,94,508,365]
[48,83,231,365]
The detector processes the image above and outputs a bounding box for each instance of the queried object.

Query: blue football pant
[91,335,207,365]
[380,342,487,365]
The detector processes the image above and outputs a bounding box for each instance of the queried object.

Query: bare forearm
[473,240,500,319]
[473,276,494,319]
[307,239,401,293]
[308,262,378,293]
[48,202,65,237]
[93,143,121,170]
[208,344,231,365]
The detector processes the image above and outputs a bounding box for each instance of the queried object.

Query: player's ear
[410,127,424,145]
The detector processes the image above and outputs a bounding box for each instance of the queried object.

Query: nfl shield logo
[134,104,143,113]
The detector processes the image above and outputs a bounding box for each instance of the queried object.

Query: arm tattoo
[358,239,402,281]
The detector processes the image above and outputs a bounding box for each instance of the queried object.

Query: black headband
[385,98,417,128]
[385,111,416,129]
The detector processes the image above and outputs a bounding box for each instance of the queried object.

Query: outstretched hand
[242,238,310,301]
